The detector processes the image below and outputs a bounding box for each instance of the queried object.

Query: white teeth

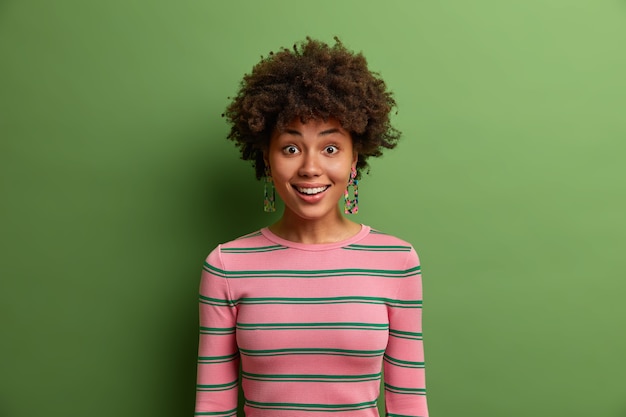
[296,186,328,195]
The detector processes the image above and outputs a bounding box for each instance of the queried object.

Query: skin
[264,117,362,244]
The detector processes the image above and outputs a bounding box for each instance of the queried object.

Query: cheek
[268,158,295,180]
[331,160,354,178]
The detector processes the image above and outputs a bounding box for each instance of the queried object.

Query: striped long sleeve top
[195,225,428,417]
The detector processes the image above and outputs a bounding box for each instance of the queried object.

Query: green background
[1,1,625,416]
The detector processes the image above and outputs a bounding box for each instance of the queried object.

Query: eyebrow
[283,128,344,136]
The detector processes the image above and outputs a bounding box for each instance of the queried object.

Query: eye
[324,145,339,154]
[282,145,300,155]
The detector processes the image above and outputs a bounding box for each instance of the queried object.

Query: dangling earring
[344,167,358,214]
[264,165,276,213]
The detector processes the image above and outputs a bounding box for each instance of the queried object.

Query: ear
[262,150,269,169]
[351,152,358,169]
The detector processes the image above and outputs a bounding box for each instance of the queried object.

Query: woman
[195,37,429,417]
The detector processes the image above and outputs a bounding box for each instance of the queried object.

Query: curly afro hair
[223,37,400,180]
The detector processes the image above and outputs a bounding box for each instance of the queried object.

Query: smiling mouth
[294,185,330,195]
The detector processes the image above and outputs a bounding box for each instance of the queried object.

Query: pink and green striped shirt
[195,225,428,416]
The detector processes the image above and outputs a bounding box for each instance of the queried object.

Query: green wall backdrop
[1,1,625,416]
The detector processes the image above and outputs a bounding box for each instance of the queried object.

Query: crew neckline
[260,224,371,251]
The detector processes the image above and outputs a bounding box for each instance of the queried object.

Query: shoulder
[363,227,414,247]
[351,227,421,269]
[204,229,282,267]
[206,229,273,252]
[219,229,268,249]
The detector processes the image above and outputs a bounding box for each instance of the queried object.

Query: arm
[194,247,240,417]
[384,248,429,417]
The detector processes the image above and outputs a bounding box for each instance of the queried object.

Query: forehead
[275,117,348,135]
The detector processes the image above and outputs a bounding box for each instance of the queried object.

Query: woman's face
[266,117,357,224]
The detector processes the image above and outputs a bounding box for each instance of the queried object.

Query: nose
[298,152,322,177]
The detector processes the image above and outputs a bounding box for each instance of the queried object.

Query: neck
[269,209,361,244]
